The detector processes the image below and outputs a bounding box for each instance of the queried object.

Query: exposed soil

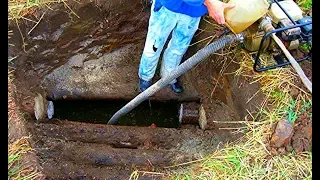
[266,51,312,156]
[186,17,266,131]
[8,1,245,179]
[8,0,311,179]
[267,110,312,156]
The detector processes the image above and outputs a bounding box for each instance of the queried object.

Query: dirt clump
[267,110,312,156]
[291,112,312,152]
[270,118,294,148]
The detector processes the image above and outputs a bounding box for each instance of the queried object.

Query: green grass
[167,52,312,179]
[297,0,312,12]
[8,137,39,180]
[129,50,312,180]
[278,96,312,124]
[286,98,298,124]
[300,43,312,53]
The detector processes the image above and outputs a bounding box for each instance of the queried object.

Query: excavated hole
[51,99,185,128]
[6,0,267,178]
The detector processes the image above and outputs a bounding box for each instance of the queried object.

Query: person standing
[138,0,235,93]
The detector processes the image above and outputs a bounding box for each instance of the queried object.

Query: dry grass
[8,0,76,51]
[130,49,312,180]
[8,0,67,21]
[166,47,312,179]
[130,6,312,178]
[8,137,39,180]
[8,70,40,180]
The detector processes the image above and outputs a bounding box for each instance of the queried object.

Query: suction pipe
[107,33,244,125]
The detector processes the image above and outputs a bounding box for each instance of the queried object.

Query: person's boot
[139,78,152,92]
[170,81,183,94]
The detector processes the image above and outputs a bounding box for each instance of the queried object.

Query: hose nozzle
[234,33,245,43]
[259,16,275,32]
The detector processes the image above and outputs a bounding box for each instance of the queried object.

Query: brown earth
[266,52,312,156]
[8,0,311,179]
[8,1,247,178]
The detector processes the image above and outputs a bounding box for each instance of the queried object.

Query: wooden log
[178,102,200,124]
[30,120,218,150]
[198,105,208,130]
[198,103,240,130]
[37,137,194,167]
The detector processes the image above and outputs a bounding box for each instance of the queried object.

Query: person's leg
[138,2,177,85]
[160,14,201,93]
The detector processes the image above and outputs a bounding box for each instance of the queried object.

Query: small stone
[47,101,54,119]
[32,34,46,40]
[270,119,294,148]
[143,139,152,149]
[149,123,157,128]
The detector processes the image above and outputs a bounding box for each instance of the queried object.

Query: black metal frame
[252,0,312,72]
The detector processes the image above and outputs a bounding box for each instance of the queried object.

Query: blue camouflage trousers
[138,0,201,84]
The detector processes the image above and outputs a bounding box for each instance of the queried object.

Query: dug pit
[8,0,266,179]
[52,99,182,128]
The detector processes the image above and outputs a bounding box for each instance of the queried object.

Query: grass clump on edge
[8,0,67,21]
[129,49,312,180]
[8,85,40,179]
[170,50,311,179]
[8,0,75,51]
[296,0,312,12]
[8,137,39,180]
[9,69,40,180]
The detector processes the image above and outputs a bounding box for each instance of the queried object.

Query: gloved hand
[204,0,235,24]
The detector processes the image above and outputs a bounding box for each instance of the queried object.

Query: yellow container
[224,0,270,34]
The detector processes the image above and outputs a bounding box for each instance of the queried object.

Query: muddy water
[53,100,180,127]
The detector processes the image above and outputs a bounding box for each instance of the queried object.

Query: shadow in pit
[51,99,181,128]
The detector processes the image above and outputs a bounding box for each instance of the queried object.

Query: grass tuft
[8,0,67,21]
[166,49,311,179]
[8,137,39,180]
[8,70,40,180]
[297,0,312,12]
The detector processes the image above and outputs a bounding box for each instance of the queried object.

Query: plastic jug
[224,0,270,34]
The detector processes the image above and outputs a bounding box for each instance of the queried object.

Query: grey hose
[107,33,243,125]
